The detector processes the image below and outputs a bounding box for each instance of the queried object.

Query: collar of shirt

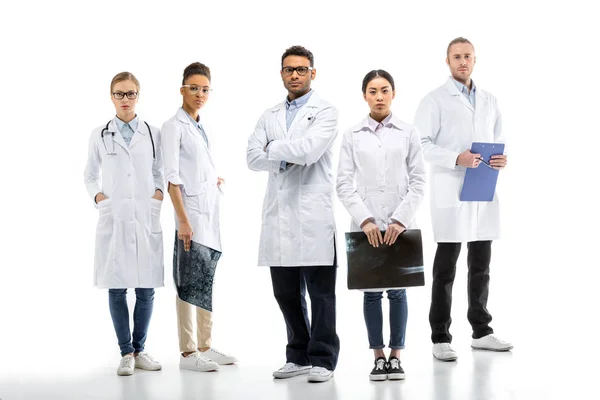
[181,107,202,128]
[366,113,394,133]
[452,77,476,96]
[115,115,139,132]
[285,89,313,110]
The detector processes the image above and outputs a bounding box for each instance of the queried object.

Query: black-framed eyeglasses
[281,66,313,77]
[181,85,213,96]
[112,91,138,100]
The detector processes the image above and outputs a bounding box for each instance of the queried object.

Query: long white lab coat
[414,77,504,243]
[84,118,164,289]
[161,108,222,252]
[336,114,426,232]
[247,91,339,267]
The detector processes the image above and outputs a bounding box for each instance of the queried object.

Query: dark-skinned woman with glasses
[84,72,165,376]
[336,70,426,381]
[161,62,237,372]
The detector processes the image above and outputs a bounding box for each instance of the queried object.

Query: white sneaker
[471,334,513,351]
[179,352,219,372]
[307,366,334,382]
[134,352,162,371]
[432,343,458,361]
[117,354,135,376]
[200,348,238,365]
[272,362,312,379]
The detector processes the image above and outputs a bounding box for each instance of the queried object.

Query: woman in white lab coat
[84,72,164,376]
[161,62,236,373]
[336,70,426,381]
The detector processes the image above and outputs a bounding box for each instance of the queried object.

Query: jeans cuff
[120,347,135,357]
[388,345,405,350]
[369,344,385,350]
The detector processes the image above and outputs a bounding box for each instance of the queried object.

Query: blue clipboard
[459,142,505,201]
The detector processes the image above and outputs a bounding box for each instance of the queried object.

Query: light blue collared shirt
[115,116,138,147]
[453,78,476,109]
[182,108,209,146]
[285,90,313,130]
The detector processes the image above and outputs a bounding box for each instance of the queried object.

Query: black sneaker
[369,357,388,381]
[387,356,405,380]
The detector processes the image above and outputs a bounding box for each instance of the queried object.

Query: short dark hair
[182,62,211,85]
[281,45,314,68]
[362,69,395,94]
[447,37,474,57]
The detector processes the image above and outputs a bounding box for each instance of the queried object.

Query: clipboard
[459,142,505,202]
[345,230,425,290]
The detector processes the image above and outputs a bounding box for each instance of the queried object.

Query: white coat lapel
[109,119,130,153]
[276,106,287,136]
[176,108,214,165]
[444,77,475,113]
[287,91,320,136]
[128,119,147,151]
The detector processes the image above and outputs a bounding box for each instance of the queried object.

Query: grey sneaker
[471,334,513,351]
[134,352,162,371]
[432,343,458,361]
[117,354,135,376]
[307,366,334,382]
[273,362,312,379]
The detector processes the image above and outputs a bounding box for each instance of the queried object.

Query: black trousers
[270,265,340,371]
[429,241,494,343]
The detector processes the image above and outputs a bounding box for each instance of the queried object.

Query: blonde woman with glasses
[84,71,165,376]
[161,62,237,372]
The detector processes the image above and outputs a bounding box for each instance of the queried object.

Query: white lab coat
[336,114,426,232]
[247,91,339,267]
[84,118,165,289]
[161,108,222,252]
[414,77,504,243]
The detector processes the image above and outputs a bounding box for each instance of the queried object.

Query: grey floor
[1,238,594,400]
[0,337,591,400]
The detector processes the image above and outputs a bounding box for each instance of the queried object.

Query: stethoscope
[101,119,155,159]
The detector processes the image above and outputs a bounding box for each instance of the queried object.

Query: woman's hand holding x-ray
[383,222,406,246]
[362,220,383,248]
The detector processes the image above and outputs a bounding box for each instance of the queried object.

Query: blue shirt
[182,108,209,146]
[285,90,313,130]
[115,116,138,147]
[453,78,476,109]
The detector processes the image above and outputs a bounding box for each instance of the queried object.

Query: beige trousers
[176,295,212,352]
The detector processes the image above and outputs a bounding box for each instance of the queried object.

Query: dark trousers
[429,241,494,343]
[270,266,340,371]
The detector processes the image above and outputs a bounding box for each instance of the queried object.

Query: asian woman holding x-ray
[336,69,426,381]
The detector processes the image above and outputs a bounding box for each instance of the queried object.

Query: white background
[0,0,598,398]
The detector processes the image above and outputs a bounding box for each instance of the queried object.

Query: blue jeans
[363,289,407,350]
[108,288,155,356]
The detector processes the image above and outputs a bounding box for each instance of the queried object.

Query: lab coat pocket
[300,185,335,261]
[95,199,115,280]
[433,172,462,208]
[149,198,162,233]
[183,182,209,214]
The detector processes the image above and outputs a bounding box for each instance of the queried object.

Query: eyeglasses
[182,85,213,96]
[112,91,138,100]
[281,66,313,77]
